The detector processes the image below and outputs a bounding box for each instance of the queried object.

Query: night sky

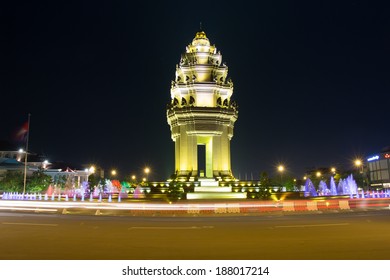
[2,1,389,180]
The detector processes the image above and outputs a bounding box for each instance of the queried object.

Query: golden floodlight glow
[111,170,117,176]
[316,171,321,177]
[278,165,284,172]
[355,159,362,167]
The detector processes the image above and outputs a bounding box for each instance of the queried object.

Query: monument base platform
[194,186,232,192]
[186,192,247,200]
[187,178,247,199]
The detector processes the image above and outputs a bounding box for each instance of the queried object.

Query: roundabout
[1,194,389,217]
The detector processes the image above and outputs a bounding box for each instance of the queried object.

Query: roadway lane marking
[129,226,214,230]
[274,223,349,228]
[2,222,58,227]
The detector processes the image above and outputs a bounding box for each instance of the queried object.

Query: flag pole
[23,113,31,194]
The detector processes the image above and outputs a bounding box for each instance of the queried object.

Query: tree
[53,174,67,189]
[259,171,271,187]
[0,171,23,192]
[88,173,99,190]
[283,178,296,191]
[27,168,52,193]
[167,182,184,201]
[256,171,271,199]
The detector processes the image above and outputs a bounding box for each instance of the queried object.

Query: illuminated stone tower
[167,30,238,181]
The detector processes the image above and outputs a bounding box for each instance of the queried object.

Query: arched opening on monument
[197,144,206,177]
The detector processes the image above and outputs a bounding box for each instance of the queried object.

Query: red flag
[14,121,29,143]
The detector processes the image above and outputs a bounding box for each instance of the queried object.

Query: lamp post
[111,170,117,179]
[144,167,150,182]
[87,166,95,184]
[354,159,362,173]
[277,165,284,188]
[23,113,31,195]
[354,159,364,189]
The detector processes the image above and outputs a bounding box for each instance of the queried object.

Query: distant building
[0,140,93,186]
[366,146,390,189]
[0,140,48,168]
[0,157,24,180]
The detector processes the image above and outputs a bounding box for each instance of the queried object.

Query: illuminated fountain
[305,174,359,197]
[133,186,143,199]
[335,174,358,198]
[304,178,318,197]
[329,177,337,195]
[80,181,89,196]
[318,180,329,195]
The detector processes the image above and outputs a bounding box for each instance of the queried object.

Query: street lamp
[354,159,363,173]
[111,170,117,178]
[144,167,150,181]
[277,165,284,187]
[354,159,365,189]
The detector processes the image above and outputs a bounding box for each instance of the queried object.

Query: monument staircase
[186,178,247,200]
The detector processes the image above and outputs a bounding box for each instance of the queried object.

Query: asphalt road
[1,210,389,260]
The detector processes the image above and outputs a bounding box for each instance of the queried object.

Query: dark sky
[1,1,389,180]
